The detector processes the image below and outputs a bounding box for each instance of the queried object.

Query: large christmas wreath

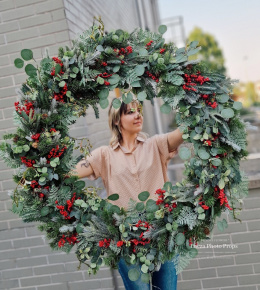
[1,18,249,282]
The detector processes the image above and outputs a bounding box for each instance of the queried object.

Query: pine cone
[32,142,38,149]
[13,137,19,143]
[213,191,219,199]
[204,227,210,235]
[42,113,48,119]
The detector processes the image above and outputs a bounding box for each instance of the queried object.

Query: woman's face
[119,102,143,135]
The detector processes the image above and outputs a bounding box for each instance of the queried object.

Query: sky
[158,0,260,83]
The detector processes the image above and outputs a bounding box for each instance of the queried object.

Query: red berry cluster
[31,133,41,140]
[114,46,133,56]
[51,57,64,76]
[50,128,57,133]
[145,70,159,83]
[58,233,78,248]
[155,189,177,212]
[198,201,209,210]
[99,238,111,248]
[204,140,212,146]
[53,83,67,103]
[189,237,198,246]
[21,156,36,167]
[182,72,210,92]
[14,100,35,117]
[97,72,113,79]
[160,48,166,54]
[55,192,77,220]
[47,145,67,159]
[101,62,107,66]
[214,186,232,210]
[145,40,153,48]
[116,240,124,247]
[30,180,39,188]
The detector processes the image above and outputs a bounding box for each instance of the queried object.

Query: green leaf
[108,74,120,85]
[218,178,225,189]
[96,45,104,52]
[23,145,30,152]
[146,199,158,213]
[21,49,33,61]
[189,247,198,258]
[50,160,57,167]
[141,273,150,283]
[39,176,46,182]
[76,223,83,233]
[72,67,79,74]
[122,92,133,104]
[139,48,148,56]
[198,148,210,160]
[25,64,37,77]
[153,53,158,61]
[141,264,149,273]
[42,167,47,173]
[98,88,109,100]
[97,76,104,84]
[138,191,150,201]
[113,65,120,73]
[211,158,222,166]
[75,180,85,189]
[175,55,188,63]
[99,98,109,109]
[175,233,185,245]
[59,81,66,87]
[134,65,145,76]
[178,147,191,160]
[55,64,61,76]
[193,134,202,140]
[197,207,204,214]
[198,213,205,220]
[169,75,184,86]
[187,47,200,56]
[233,101,242,110]
[218,94,229,103]
[160,103,171,114]
[190,40,199,48]
[108,193,119,201]
[41,206,49,216]
[136,202,145,211]
[112,98,121,109]
[70,73,76,78]
[131,81,141,87]
[166,223,172,231]
[14,58,24,68]
[128,268,140,281]
[158,24,167,34]
[221,108,234,119]
[137,91,147,101]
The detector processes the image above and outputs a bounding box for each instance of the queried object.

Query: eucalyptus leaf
[99,98,109,109]
[221,108,234,119]
[158,24,167,34]
[160,103,171,114]
[112,98,121,109]
[128,268,140,281]
[122,92,133,104]
[25,64,37,77]
[198,148,210,160]
[134,65,145,76]
[41,206,49,216]
[98,88,109,100]
[178,147,191,160]
[138,191,150,201]
[108,193,119,201]
[175,233,185,245]
[14,58,24,68]
[137,91,147,101]
[233,101,242,110]
[21,49,33,61]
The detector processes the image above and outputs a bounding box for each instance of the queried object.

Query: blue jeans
[118,258,178,290]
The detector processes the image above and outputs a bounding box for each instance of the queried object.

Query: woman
[74,97,183,289]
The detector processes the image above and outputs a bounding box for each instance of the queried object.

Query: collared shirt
[87,132,177,208]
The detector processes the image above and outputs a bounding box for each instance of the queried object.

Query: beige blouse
[87,132,177,208]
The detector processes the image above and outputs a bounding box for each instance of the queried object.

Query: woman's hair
[108,97,145,147]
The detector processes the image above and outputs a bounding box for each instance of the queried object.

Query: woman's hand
[167,127,184,152]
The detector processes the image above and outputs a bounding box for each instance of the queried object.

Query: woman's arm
[72,158,94,178]
[167,127,184,152]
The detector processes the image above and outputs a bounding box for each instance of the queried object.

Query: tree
[187,27,226,74]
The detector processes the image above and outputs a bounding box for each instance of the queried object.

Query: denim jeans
[118,258,178,290]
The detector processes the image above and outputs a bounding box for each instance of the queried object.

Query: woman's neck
[120,132,138,151]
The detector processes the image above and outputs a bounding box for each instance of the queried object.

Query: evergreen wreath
[1,18,249,282]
